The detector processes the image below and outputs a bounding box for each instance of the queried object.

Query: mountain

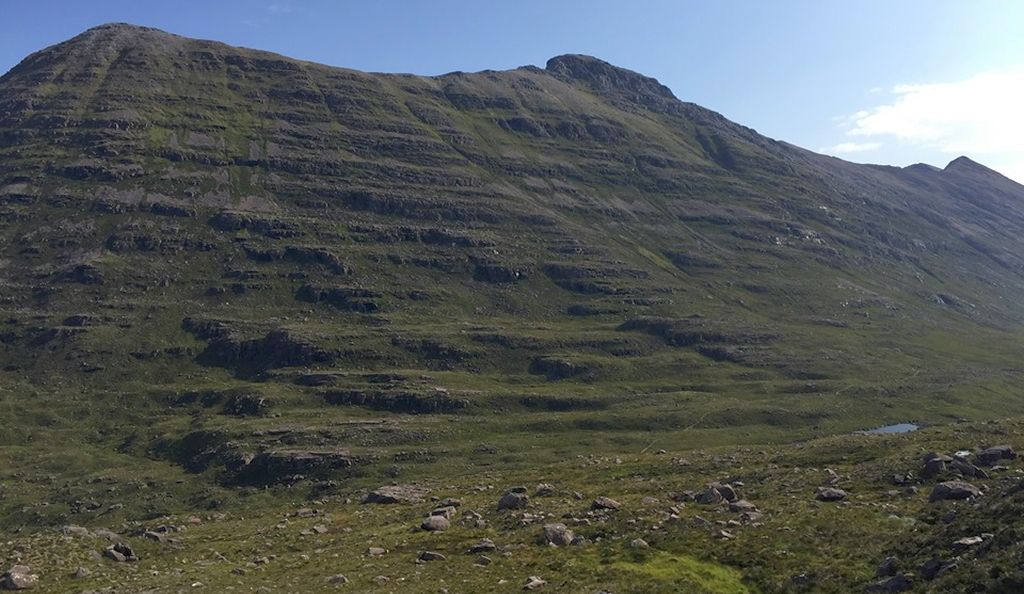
[3,24,1024,593]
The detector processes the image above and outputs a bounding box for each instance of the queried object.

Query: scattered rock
[591,496,621,511]
[929,481,981,502]
[535,483,555,496]
[713,483,738,502]
[542,523,575,546]
[498,492,529,511]
[524,576,547,590]
[922,456,950,479]
[143,530,168,542]
[366,546,388,556]
[950,459,988,479]
[739,511,763,523]
[421,515,450,531]
[866,573,912,593]
[418,551,446,562]
[92,528,120,541]
[876,556,899,578]
[919,557,956,580]
[474,555,493,566]
[73,567,90,579]
[729,499,757,513]
[952,536,984,550]
[103,542,138,562]
[630,538,650,549]
[327,574,349,584]
[431,506,458,519]
[978,445,1015,466]
[469,538,497,553]
[695,487,724,505]
[816,487,847,502]
[363,485,429,504]
[1,565,38,590]
[61,525,92,538]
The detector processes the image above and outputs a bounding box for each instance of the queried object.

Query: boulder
[922,458,947,479]
[468,538,497,553]
[876,556,899,577]
[919,557,956,580]
[729,499,757,513]
[542,523,575,546]
[431,506,457,518]
[591,496,621,511]
[1,565,38,590]
[952,536,983,550]
[713,483,738,502]
[61,525,92,538]
[739,511,763,523]
[420,515,450,531]
[362,485,428,504]
[103,542,138,562]
[922,452,953,464]
[498,492,529,511]
[929,481,981,502]
[816,487,847,502]
[978,445,1015,466]
[866,574,912,593]
[417,551,446,562]
[695,487,724,505]
[524,576,547,590]
[949,459,988,479]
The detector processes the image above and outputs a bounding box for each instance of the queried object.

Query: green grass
[609,552,755,593]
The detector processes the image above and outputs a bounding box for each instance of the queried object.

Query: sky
[2,0,1023,182]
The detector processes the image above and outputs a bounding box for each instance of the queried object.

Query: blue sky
[2,0,1023,181]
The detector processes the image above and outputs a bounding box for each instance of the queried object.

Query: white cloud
[820,141,881,154]
[838,67,1024,182]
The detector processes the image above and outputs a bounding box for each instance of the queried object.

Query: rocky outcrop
[929,481,981,502]
[235,448,354,486]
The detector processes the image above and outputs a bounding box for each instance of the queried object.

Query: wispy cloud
[820,141,881,154]
[244,3,294,27]
[833,67,1024,182]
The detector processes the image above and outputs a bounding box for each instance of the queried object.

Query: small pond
[861,423,919,434]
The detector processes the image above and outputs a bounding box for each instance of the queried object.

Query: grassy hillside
[2,23,1024,592]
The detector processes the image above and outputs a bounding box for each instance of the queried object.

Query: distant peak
[71,22,177,43]
[942,156,1008,179]
[903,163,941,174]
[82,22,160,33]
[544,54,678,108]
[946,155,978,168]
